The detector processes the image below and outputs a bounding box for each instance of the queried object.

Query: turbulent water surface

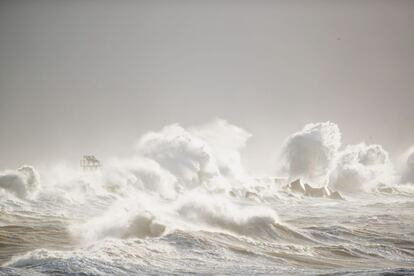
[0,121,414,275]
[0,175,413,275]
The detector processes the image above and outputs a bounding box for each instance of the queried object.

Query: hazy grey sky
[1,0,413,173]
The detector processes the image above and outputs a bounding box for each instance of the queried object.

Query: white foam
[175,191,279,235]
[136,123,220,188]
[279,122,341,185]
[1,119,411,249]
[329,143,395,194]
[190,119,251,180]
[0,165,40,199]
[102,157,178,199]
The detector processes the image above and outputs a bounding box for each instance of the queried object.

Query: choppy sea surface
[0,173,413,276]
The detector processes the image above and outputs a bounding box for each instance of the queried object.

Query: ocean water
[0,173,413,275]
[0,120,413,275]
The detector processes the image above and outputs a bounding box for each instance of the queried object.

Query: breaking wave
[0,119,413,274]
[0,166,40,199]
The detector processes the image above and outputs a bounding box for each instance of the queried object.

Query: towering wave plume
[190,119,251,180]
[69,119,268,242]
[329,143,395,194]
[1,119,414,275]
[136,124,220,189]
[278,122,400,195]
[135,119,251,191]
[0,166,40,199]
[279,122,341,184]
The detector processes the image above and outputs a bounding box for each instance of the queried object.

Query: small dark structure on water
[80,155,101,171]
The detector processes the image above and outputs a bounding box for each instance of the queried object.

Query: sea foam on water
[0,119,413,275]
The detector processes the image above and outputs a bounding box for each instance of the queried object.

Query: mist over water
[0,119,413,275]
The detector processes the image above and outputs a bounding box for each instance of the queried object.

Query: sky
[0,0,413,174]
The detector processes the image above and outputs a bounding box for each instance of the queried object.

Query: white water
[0,119,413,275]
